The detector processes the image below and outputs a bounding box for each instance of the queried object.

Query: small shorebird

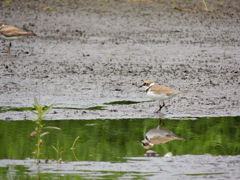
[139,80,187,113]
[140,119,185,149]
[0,21,36,54]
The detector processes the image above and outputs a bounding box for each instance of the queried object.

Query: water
[0,116,240,179]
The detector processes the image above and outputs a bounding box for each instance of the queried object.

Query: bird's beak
[139,84,143,88]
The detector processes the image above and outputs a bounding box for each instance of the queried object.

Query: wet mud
[1,0,240,120]
[1,155,240,179]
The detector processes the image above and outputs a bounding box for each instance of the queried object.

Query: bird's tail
[21,32,37,36]
[177,90,188,94]
[175,137,186,140]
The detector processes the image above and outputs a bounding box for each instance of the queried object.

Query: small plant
[52,141,63,163]
[218,2,223,7]
[4,0,12,4]
[29,97,61,165]
[43,6,54,11]
[202,0,208,11]
[224,36,231,54]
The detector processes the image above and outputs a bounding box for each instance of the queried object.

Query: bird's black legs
[157,101,165,113]
[8,42,12,54]
[159,118,165,127]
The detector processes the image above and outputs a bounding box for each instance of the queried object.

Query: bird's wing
[150,85,177,96]
[1,25,35,37]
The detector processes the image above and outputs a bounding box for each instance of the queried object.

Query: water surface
[0,116,239,162]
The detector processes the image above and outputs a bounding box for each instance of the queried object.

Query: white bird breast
[147,90,173,101]
[0,34,23,40]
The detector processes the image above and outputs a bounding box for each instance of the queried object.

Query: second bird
[0,21,36,54]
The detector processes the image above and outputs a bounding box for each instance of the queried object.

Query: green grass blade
[29,109,38,115]
[41,103,54,117]
[52,146,57,152]
[44,126,61,130]
[29,117,36,121]
[34,97,40,110]
[40,132,50,137]
[202,0,208,11]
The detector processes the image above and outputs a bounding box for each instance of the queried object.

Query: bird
[139,80,187,113]
[0,21,36,54]
[140,119,185,149]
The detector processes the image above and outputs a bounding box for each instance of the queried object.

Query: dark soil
[0,0,240,120]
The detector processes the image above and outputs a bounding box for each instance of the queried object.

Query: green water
[0,116,240,179]
[0,117,239,162]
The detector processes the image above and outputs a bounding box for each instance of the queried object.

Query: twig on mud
[45,46,56,54]
[108,51,112,61]
[224,36,231,54]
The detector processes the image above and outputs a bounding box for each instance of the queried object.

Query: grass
[0,105,107,114]
[52,141,63,163]
[4,0,12,4]
[202,0,208,11]
[29,97,61,165]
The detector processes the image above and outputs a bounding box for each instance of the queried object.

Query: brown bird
[139,80,188,113]
[0,21,36,54]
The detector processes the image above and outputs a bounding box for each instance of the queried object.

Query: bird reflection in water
[140,118,186,149]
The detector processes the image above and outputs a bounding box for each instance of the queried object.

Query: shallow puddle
[0,116,239,179]
[0,117,240,160]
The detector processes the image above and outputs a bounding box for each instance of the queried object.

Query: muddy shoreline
[0,0,240,120]
[1,155,240,179]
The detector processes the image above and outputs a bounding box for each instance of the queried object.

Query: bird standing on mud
[139,80,188,113]
[0,21,36,54]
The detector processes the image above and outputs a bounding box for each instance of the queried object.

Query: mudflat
[0,0,239,120]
